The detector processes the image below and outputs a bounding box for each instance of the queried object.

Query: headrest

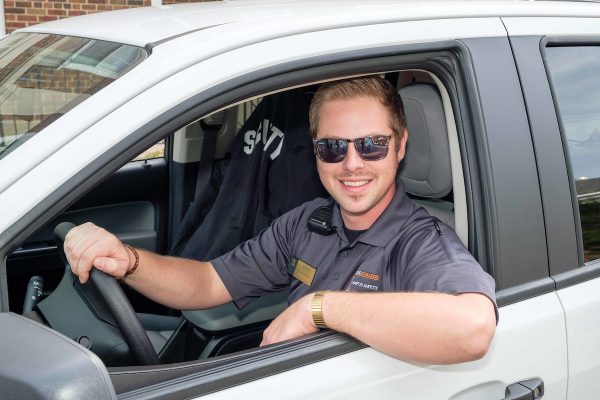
[397,84,452,199]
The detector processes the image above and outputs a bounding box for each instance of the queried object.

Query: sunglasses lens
[355,136,389,161]
[316,138,347,163]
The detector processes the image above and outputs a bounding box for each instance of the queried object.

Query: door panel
[198,294,567,400]
[22,201,157,252]
[68,157,168,253]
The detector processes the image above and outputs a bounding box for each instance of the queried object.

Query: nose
[341,142,365,172]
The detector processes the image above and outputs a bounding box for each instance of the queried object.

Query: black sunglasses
[313,135,392,163]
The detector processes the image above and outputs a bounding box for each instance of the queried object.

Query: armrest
[182,290,288,334]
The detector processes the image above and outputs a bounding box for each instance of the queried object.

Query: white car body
[0,1,599,399]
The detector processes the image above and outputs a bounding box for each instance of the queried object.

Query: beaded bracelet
[123,244,139,277]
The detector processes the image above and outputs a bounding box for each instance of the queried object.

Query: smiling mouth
[342,180,370,187]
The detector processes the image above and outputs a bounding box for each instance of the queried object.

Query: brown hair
[309,76,406,148]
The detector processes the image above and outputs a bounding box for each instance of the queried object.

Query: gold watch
[311,291,330,329]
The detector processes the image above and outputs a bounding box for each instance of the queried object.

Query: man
[65,76,496,365]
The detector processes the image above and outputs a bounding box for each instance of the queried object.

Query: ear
[396,128,408,161]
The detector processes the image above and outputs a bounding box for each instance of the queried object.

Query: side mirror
[0,313,116,400]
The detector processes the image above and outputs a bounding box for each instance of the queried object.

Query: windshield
[0,33,147,157]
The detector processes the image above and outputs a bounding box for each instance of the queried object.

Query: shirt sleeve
[210,208,300,309]
[394,220,498,320]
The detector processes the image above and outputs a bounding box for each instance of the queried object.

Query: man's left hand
[260,293,317,346]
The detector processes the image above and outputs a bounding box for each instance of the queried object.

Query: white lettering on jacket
[243,118,284,160]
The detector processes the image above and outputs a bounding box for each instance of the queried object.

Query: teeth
[343,180,368,187]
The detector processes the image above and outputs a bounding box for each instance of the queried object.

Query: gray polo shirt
[211,186,496,312]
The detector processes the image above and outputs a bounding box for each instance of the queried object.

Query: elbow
[461,312,496,361]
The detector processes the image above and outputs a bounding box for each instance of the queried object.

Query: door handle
[502,378,544,400]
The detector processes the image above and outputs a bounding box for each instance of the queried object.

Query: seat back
[397,83,454,227]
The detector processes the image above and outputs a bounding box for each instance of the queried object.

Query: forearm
[122,249,232,310]
[321,291,496,364]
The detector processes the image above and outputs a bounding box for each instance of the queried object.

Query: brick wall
[4,0,212,33]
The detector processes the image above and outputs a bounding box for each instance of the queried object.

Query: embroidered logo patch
[355,270,380,281]
[348,270,381,292]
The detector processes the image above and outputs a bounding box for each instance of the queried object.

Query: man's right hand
[64,222,133,283]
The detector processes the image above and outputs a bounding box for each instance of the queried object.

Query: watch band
[311,290,330,329]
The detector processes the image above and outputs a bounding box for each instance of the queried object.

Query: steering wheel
[50,222,159,366]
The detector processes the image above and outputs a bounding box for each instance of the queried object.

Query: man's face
[315,96,407,230]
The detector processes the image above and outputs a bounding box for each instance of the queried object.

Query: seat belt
[193,120,219,199]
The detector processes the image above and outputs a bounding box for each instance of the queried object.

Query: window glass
[546,46,600,263]
[133,140,165,161]
[132,99,262,163]
[0,33,147,159]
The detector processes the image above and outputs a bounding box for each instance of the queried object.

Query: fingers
[260,321,276,347]
[64,223,95,283]
[94,256,128,279]
[72,229,101,283]
[260,295,319,346]
[63,222,129,283]
[260,315,301,346]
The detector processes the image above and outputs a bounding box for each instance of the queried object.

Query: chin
[338,199,371,216]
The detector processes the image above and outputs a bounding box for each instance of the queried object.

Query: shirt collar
[331,182,416,247]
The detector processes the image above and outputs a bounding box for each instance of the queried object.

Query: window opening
[546,46,600,263]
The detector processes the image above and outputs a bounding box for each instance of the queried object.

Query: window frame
[542,39,600,269]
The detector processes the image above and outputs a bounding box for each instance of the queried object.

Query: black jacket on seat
[170,89,327,261]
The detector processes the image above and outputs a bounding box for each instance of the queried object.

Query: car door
[0,15,568,400]
[504,16,600,400]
